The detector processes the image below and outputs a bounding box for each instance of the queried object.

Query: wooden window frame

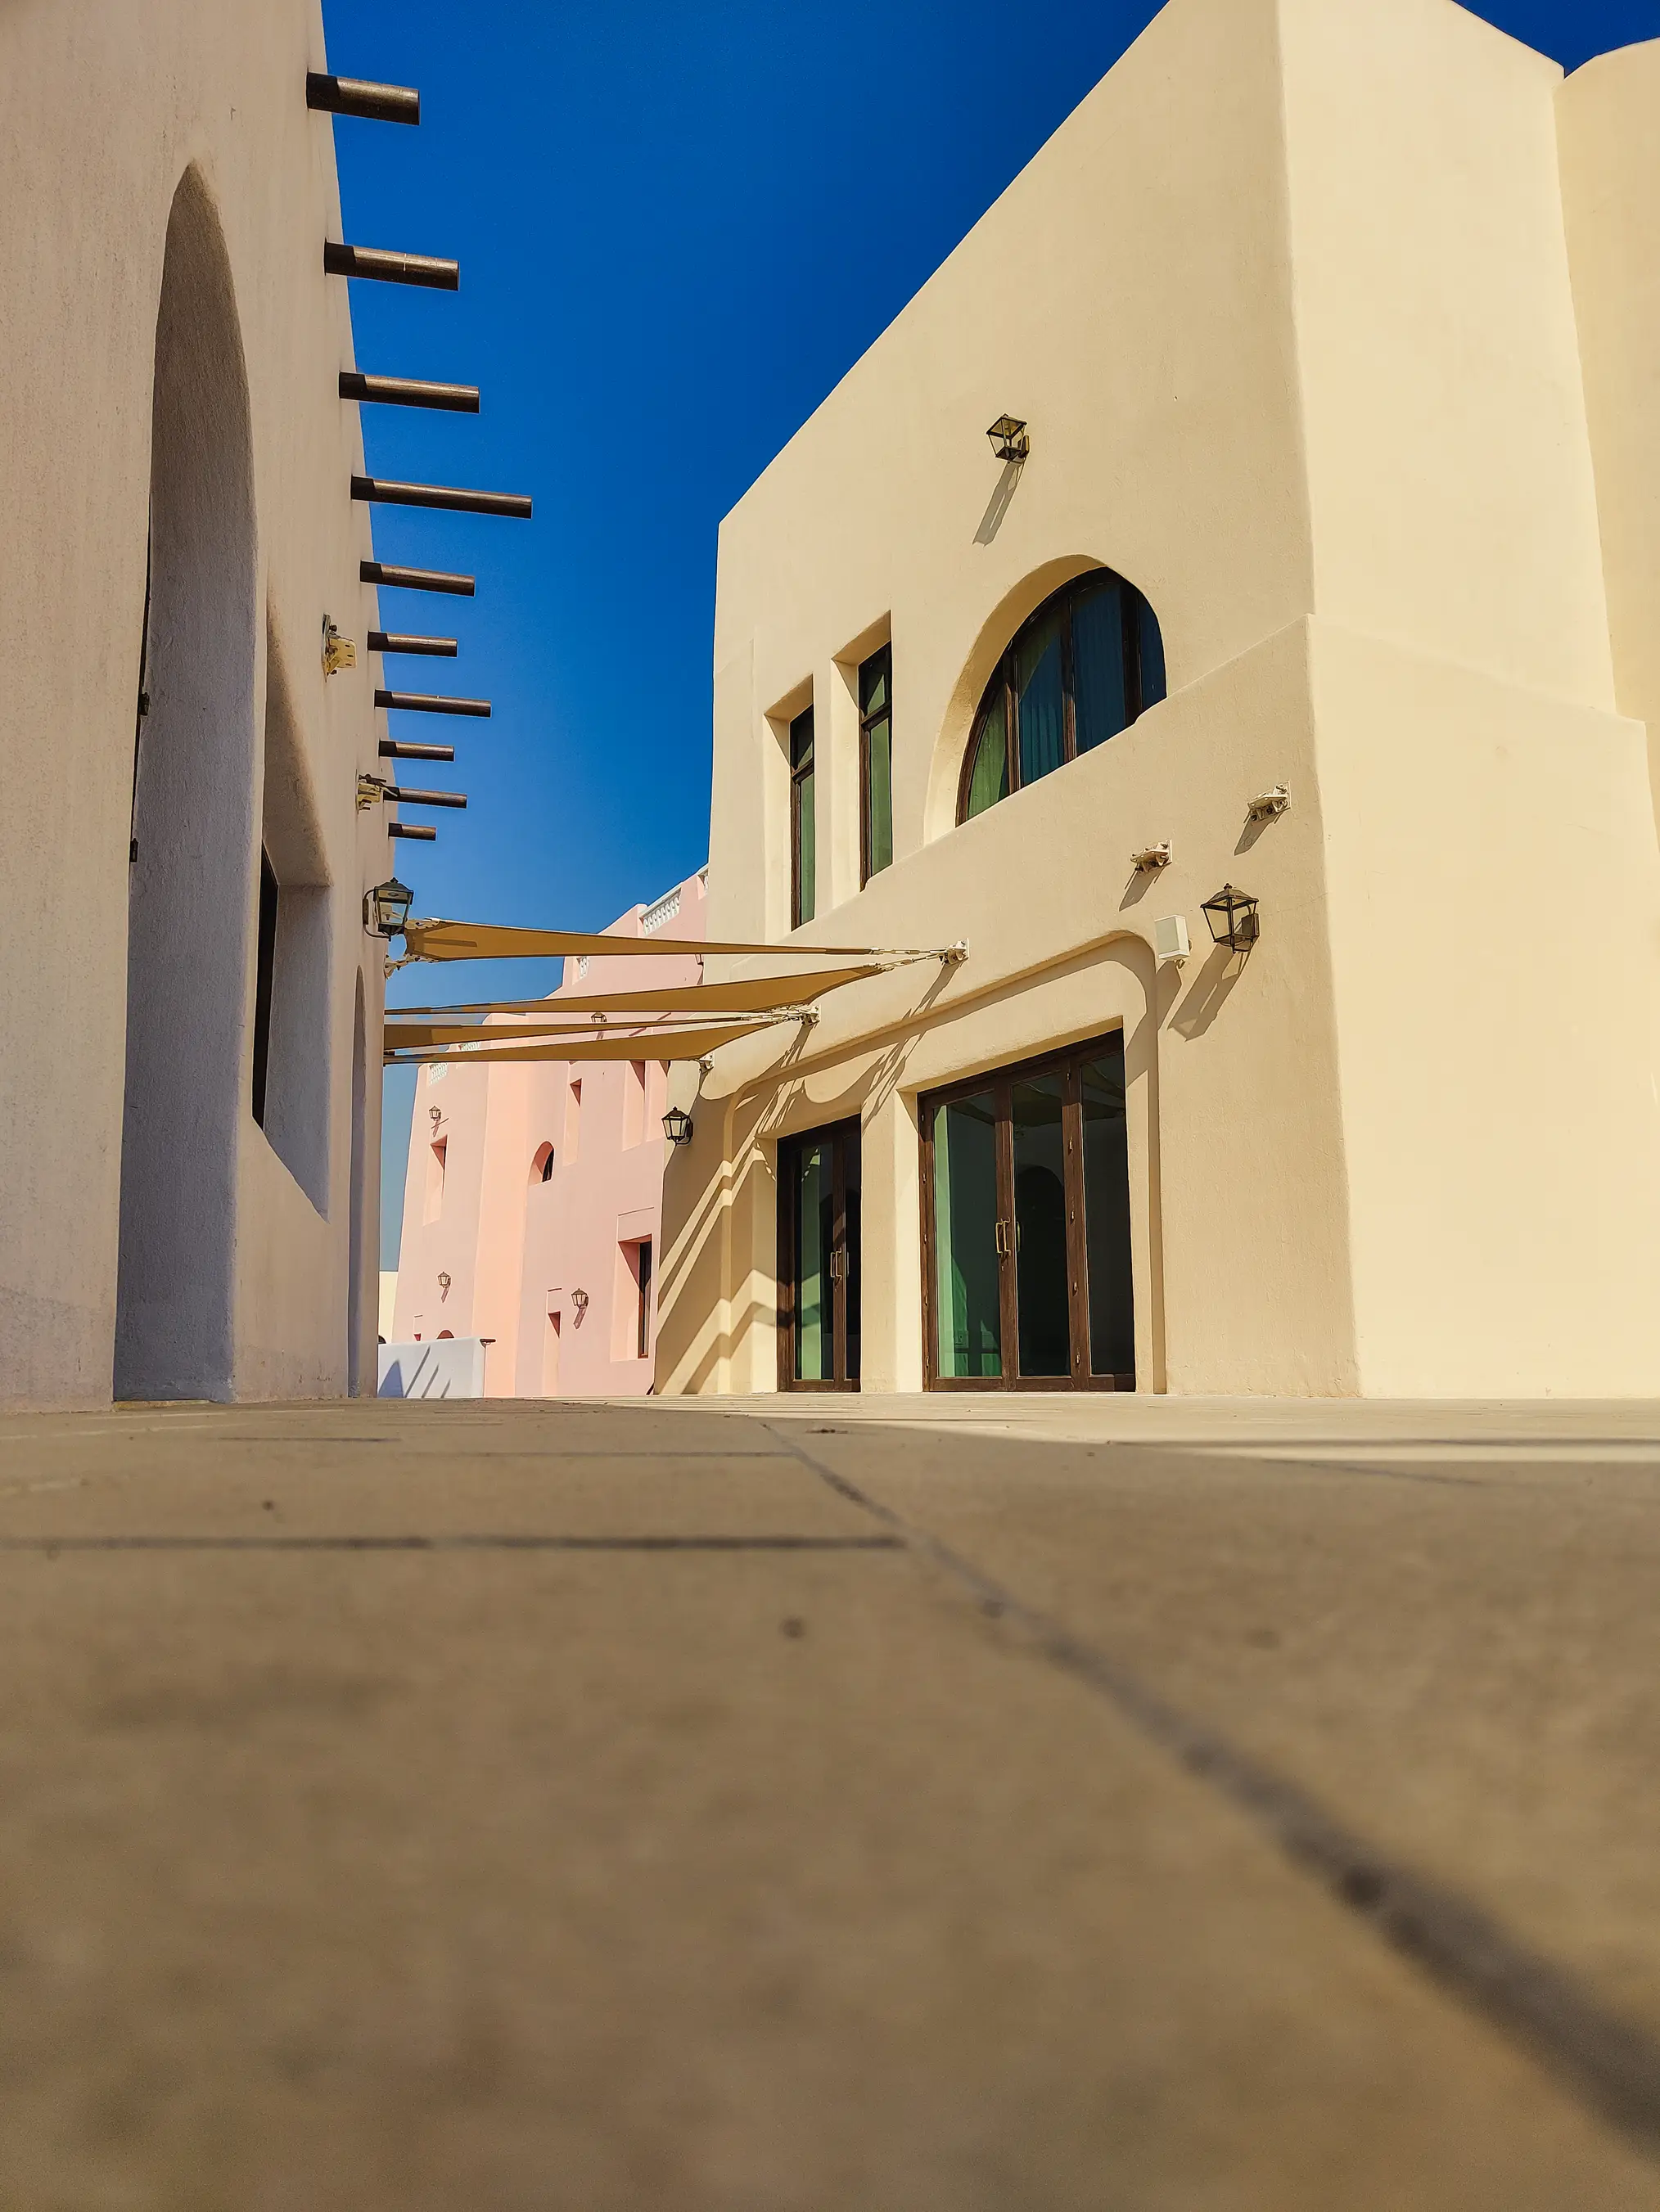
[956,570,1157,825]
[858,643,892,889]
[789,704,815,929]
[919,1032,1135,1394]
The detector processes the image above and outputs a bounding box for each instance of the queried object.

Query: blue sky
[332,0,1660,1260]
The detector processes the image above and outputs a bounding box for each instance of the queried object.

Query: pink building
[390,872,707,1395]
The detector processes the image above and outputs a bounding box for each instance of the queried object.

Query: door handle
[995,1219,1011,1258]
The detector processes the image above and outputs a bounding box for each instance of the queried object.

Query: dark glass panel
[964,696,1008,819]
[933,1092,1001,1377]
[859,654,888,718]
[865,715,892,876]
[1080,1047,1135,1378]
[790,705,814,772]
[1071,575,1128,754]
[793,1140,833,1381]
[1011,1073,1069,1376]
[843,1136,862,1384]
[1016,610,1065,787]
[1135,592,1166,710]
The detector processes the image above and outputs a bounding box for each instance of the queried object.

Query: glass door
[778,1119,861,1390]
[922,1034,1135,1391]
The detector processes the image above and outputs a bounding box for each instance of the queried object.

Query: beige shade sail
[387,963,886,1023]
[399,919,941,963]
[385,1013,782,1051]
[385,1022,770,1067]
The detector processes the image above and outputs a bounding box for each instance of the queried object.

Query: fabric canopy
[388,963,885,1023]
[386,1013,782,1051]
[384,1021,768,1066]
[399,919,939,963]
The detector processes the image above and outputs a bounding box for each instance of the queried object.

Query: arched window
[959,570,1166,823]
[531,1142,556,1183]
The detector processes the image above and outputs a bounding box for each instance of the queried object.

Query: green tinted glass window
[933,1092,1002,1378]
[964,695,1008,819]
[859,646,893,882]
[957,573,1166,823]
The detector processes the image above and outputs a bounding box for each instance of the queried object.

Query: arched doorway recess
[115,168,257,1400]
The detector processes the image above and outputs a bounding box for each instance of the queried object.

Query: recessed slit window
[859,646,892,885]
[789,705,815,927]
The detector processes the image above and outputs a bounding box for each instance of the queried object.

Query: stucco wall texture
[656,0,1660,1401]
[393,876,709,1396]
[0,2,399,1406]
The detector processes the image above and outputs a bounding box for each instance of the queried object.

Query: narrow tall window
[859,646,892,885]
[636,1237,654,1358]
[790,705,815,927]
[251,847,278,1126]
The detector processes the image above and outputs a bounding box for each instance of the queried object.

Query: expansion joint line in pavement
[0,1534,904,1555]
[761,1420,1660,2166]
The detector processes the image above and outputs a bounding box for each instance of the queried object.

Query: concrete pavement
[2,1393,1660,2208]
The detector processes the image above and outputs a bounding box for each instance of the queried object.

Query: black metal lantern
[662,1106,694,1147]
[1201,884,1260,953]
[986,413,1030,462]
[364,876,414,939]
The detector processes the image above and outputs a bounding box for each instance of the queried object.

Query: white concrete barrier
[377,1338,487,1399]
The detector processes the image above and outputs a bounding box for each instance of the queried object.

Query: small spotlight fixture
[323,614,357,675]
[1201,884,1260,953]
[661,1106,694,1147]
[1247,786,1291,822]
[1131,841,1173,874]
[986,413,1029,462]
[363,876,413,939]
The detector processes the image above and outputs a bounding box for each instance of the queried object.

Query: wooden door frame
[777,1117,862,1393]
[920,1032,1134,1393]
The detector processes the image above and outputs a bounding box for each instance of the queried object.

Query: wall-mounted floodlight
[661,1106,694,1147]
[363,876,413,938]
[1247,786,1290,822]
[1131,842,1172,873]
[1154,914,1190,966]
[323,615,357,675]
[986,414,1030,462]
[1202,885,1260,953]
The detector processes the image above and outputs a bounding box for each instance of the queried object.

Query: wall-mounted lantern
[986,414,1030,462]
[1202,884,1260,953]
[661,1106,694,1147]
[571,1288,590,1320]
[364,876,413,939]
[437,1270,451,1298]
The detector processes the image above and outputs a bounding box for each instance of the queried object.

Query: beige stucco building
[656,0,1660,1402]
[0,3,413,1405]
